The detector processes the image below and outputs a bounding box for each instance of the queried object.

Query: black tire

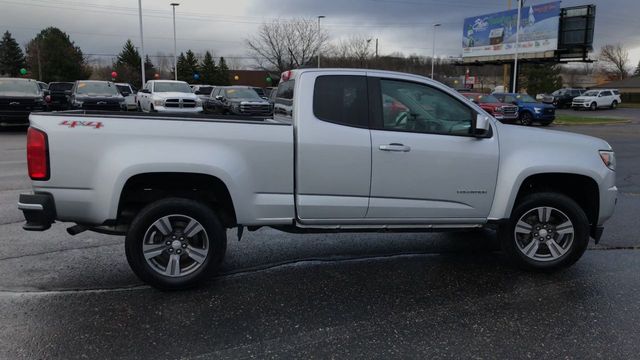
[519,111,533,126]
[499,192,589,272]
[137,102,142,112]
[611,101,618,109]
[590,102,597,111]
[125,198,227,290]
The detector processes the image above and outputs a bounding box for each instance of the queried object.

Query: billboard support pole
[503,0,512,91]
[512,0,522,92]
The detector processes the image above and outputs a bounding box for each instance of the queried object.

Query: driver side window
[380,79,474,136]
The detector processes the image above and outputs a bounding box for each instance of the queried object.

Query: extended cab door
[366,77,499,221]
[294,71,372,221]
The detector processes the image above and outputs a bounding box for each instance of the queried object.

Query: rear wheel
[500,192,589,271]
[611,101,618,109]
[125,198,227,290]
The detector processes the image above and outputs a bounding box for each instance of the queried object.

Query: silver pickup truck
[18,69,617,289]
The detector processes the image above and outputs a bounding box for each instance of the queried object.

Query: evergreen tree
[144,55,156,78]
[0,31,26,77]
[114,39,141,85]
[519,63,563,96]
[177,50,199,83]
[26,27,90,82]
[634,60,640,77]
[217,57,230,85]
[200,51,216,84]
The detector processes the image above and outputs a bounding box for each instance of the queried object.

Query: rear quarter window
[312,75,368,128]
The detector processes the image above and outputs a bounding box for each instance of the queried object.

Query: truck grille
[573,99,586,103]
[165,99,197,108]
[502,106,518,115]
[240,103,272,115]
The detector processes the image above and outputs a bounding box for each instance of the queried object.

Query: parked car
[463,93,519,123]
[191,85,215,103]
[44,82,74,111]
[19,68,617,289]
[137,80,203,113]
[205,86,272,116]
[0,78,45,127]
[541,88,585,108]
[36,81,48,92]
[115,83,138,111]
[69,80,125,111]
[572,89,622,111]
[493,92,555,126]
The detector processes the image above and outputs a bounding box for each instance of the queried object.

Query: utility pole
[171,3,180,81]
[375,38,379,57]
[138,0,146,88]
[503,0,512,91]
[317,16,325,68]
[431,23,441,79]
[512,0,523,93]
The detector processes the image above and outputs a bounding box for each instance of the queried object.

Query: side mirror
[194,90,202,95]
[121,92,131,97]
[469,98,478,103]
[473,114,491,138]
[215,95,223,101]
[141,89,150,94]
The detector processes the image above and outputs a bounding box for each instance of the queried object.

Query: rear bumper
[18,193,56,231]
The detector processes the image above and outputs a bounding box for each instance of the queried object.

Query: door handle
[379,143,411,152]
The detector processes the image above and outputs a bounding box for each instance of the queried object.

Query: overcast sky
[1,0,639,69]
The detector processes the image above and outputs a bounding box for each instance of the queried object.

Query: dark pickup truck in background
[45,82,74,111]
[0,78,45,127]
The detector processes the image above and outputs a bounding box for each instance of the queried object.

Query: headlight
[153,99,165,106]
[599,150,616,171]
[196,99,203,106]
[494,106,503,113]
[534,107,542,113]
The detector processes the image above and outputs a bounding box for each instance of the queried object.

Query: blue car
[493,93,555,126]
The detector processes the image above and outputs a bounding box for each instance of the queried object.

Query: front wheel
[590,102,597,111]
[125,198,227,290]
[519,112,533,126]
[500,192,589,271]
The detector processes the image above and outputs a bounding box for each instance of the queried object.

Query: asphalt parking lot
[1,109,640,359]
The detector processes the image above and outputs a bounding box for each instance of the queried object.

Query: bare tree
[246,18,329,72]
[599,43,630,81]
[328,36,373,67]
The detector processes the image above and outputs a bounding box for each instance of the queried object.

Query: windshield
[583,90,599,96]
[197,86,213,95]
[226,88,262,100]
[76,82,119,96]
[0,79,40,96]
[116,85,131,94]
[154,82,192,93]
[515,94,537,103]
[471,94,500,103]
[49,82,74,91]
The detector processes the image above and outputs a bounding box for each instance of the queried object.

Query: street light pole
[138,0,145,88]
[317,15,325,68]
[171,3,180,81]
[512,0,522,92]
[431,23,441,79]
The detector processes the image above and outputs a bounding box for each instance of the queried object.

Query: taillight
[27,127,49,180]
[45,95,51,103]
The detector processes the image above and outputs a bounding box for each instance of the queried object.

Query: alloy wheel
[513,206,574,262]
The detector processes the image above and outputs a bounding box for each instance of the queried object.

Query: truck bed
[28,111,295,226]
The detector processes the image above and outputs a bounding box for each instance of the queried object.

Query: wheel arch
[511,173,599,226]
[116,172,237,228]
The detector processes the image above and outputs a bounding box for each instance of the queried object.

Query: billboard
[462,1,561,58]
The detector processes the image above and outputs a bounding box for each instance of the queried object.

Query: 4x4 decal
[59,120,104,129]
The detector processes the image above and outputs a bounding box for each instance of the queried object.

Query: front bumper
[0,110,43,126]
[572,102,591,108]
[494,113,518,122]
[18,193,56,231]
[154,106,203,113]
